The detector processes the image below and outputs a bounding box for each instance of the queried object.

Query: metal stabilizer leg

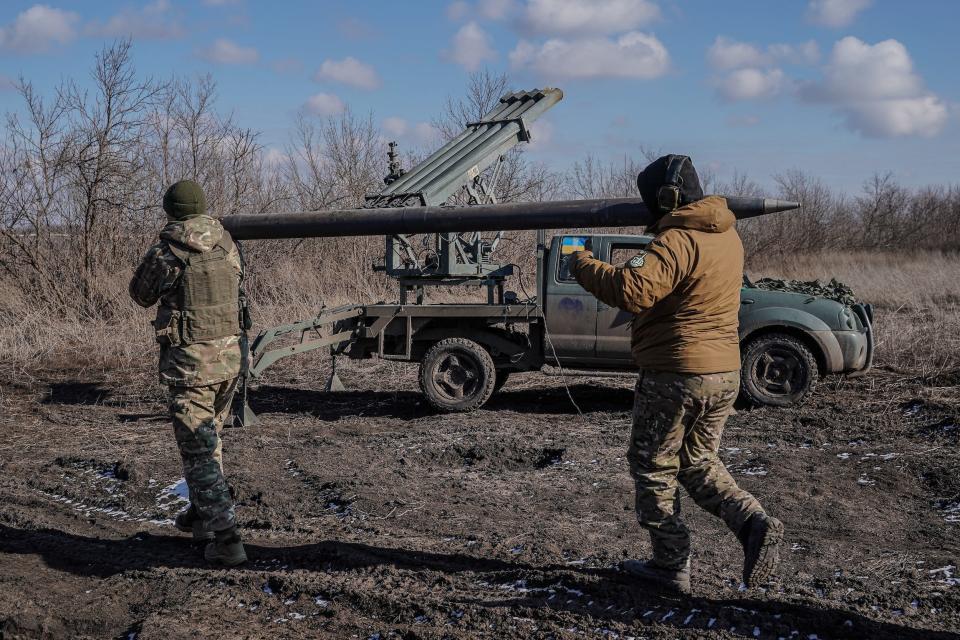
[236,376,260,427]
[231,329,259,427]
[325,354,346,392]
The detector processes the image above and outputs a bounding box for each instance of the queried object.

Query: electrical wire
[505,262,585,419]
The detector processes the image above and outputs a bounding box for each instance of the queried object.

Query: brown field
[1,248,958,639]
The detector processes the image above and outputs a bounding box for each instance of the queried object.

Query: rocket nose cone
[763,199,802,213]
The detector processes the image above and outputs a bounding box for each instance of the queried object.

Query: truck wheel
[741,333,818,407]
[419,338,496,412]
[493,370,510,395]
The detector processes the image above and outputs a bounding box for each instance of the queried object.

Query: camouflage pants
[628,369,764,569]
[168,377,238,533]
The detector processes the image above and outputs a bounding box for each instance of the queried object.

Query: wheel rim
[753,346,807,397]
[432,351,481,401]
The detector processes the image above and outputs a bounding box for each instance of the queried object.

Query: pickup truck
[245,233,874,414]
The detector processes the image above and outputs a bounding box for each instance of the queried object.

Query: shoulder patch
[627,251,647,268]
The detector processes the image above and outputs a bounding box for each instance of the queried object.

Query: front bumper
[844,303,874,377]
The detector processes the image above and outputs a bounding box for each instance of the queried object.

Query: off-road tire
[741,333,818,407]
[492,370,511,395]
[419,338,496,412]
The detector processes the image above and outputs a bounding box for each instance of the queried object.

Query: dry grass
[747,250,960,376]
[1,249,957,382]
[747,249,960,310]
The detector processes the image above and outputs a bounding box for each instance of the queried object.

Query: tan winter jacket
[570,196,743,374]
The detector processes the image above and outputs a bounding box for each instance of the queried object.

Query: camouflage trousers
[628,369,765,570]
[168,377,238,533]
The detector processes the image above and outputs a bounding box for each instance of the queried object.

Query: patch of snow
[941,502,960,524]
[157,478,189,507]
[741,467,768,476]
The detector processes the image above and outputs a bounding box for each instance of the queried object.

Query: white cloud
[708,36,819,70]
[524,0,659,35]
[807,0,871,28]
[304,93,346,117]
[86,0,184,40]
[707,37,818,102]
[716,68,785,101]
[804,37,947,137]
[446,22,497,71]
[199,38,259,64]
[313,57,380,90]
[479,0,515,19]
[381,117,439,146]
[526,118,555,152]
[0,5,79,53]
[383,116,408,137]
[510,31,669,80]
[768,41,820,66]
[707,37,766,70]
[413,122,440,145]
[263,147,287,166]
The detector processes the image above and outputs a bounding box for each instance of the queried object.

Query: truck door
[542,236,597,364]
[594,239,650,364]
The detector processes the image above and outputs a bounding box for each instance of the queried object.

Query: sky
[0,0,957,194]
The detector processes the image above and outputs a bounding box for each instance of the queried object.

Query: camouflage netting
[751,277,858,306]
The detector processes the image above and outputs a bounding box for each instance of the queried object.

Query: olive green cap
[163,179,207,219]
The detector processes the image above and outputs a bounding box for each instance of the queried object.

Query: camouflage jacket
[129,215,242,387]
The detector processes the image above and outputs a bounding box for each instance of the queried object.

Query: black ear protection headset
[656,154,691,214]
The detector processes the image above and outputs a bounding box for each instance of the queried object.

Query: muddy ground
[0,362,958,640]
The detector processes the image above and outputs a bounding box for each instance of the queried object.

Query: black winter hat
[636,154,704,216]
[163,179,207,219]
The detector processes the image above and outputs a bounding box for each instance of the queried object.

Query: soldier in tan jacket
[570,155,783,594]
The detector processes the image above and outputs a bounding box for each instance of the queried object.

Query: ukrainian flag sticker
[560,236,588,255]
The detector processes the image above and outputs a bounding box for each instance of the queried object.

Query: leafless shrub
[0,44,957,381]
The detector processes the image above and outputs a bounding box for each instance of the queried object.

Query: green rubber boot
[173,504,215,541]
[204,526,247,567]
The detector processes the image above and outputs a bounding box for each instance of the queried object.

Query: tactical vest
[155,236,240,346]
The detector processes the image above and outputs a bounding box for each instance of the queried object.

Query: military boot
[738,513,784,587]
[621,558,691,595]
[204,526,247,567]
[173,504,215,541]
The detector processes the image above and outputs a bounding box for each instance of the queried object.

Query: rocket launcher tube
[221,197,800,241]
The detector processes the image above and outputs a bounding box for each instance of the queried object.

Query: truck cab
[544,234,874,406]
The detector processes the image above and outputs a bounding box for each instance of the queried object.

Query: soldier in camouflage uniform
[129,180,247,567]
[570,155,783,594]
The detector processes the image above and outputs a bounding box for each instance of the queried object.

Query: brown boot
[173,504,214,541]
[622,558,691,594]
[204,526,247,567]
[738,513,783,587]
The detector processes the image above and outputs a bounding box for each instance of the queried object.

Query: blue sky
[0,0,957,193]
